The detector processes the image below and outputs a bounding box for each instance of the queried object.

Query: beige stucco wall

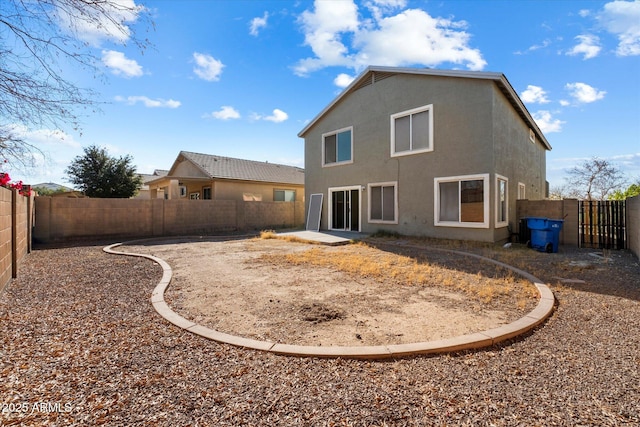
[303,73,548,242]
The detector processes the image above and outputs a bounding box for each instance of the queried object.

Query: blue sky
[10,0,640,191]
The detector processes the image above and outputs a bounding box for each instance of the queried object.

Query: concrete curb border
[104,238,555,359]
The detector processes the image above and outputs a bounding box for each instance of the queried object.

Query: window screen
[324,134,337,164]
[370,184,395,222]
[439,181,459,222]
[394,115,411,152]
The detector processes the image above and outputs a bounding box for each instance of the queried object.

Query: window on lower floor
[496,175,508,227]
[203,187,212,200]
[434,174,489,228]
[369,182,397,223]
[518,182,526,200]
[274,189,296,202]
[190,192,200,200]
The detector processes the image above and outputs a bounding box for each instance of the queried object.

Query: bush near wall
[33,197,305,244]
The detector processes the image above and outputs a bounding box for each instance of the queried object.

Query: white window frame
[390,104,434,157]
[322,126,353,167]
[495,174,508,228]
[434,173,490,229]
[368,181,398,224]
[190,192,200,200]
[529,129,535,144]
[518,182,526,200]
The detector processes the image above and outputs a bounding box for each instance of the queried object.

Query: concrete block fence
[0,187,34,294]
[33,197,305,244]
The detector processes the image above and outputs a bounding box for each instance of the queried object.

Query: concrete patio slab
[277,230,368,245]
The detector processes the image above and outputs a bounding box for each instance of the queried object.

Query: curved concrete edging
[104,238,555,359]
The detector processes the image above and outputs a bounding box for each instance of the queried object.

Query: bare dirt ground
[1,237,638,425]
[124,236,539,346]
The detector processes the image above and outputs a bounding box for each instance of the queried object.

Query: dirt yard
[124,236,540,346]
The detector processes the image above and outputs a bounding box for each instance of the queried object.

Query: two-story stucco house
[299,66,551,242]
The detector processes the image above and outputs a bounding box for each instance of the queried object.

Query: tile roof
[179,151,304,185]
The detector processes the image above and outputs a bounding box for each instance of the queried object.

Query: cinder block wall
[0,188,12,291]
[516,199,579,246]
[628,195,640,259]
[33,197,305,243]
[0,187,33,293]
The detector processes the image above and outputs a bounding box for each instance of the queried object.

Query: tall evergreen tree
[65,145,142,198]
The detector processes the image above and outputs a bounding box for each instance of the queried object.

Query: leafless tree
[564,157,628,200]
[548,184,582,200]
[0,0,152,168]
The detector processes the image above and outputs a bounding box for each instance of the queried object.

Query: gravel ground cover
[1,239,639,426]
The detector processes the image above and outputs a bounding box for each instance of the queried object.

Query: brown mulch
[0,239,639,426]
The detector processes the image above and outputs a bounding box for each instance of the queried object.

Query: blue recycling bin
[525,217,564,253]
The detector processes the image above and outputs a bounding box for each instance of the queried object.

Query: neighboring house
[134,169,169,199]
[299,66,551,242]
[146,151,304,202]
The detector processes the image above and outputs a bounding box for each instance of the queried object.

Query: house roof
[170,151,304,185]
[298,66,551,151]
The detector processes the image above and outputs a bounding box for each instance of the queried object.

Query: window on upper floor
[434,174,490,228]
[323,127,353,166]
[391,104,433,157]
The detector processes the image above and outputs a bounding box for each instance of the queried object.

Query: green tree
[65,145,142,198]
[1,0,151,168]
[609,180,640,200]
[564,157,627,201]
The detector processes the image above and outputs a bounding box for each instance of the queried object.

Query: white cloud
[56,0,144,46]
[251,109,289,123]
[101,50,143,77]
[193,52,224,81]
[514,39,552,55]
[334,73,356,88]
[559,99,571,107]
[115,95,181,108]
[5,124,81,149]
[521,85,550,104]
[294,0,485,76]
[353,9,486,71]
[598,0,640,56]
[532,111,565,134]
[207,106,241,120]
[264,109,289,123]
[565,82,606,104]
[566,34,602,59]
[250,12,269,36]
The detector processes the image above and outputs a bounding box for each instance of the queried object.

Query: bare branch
[0,0,152,167]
